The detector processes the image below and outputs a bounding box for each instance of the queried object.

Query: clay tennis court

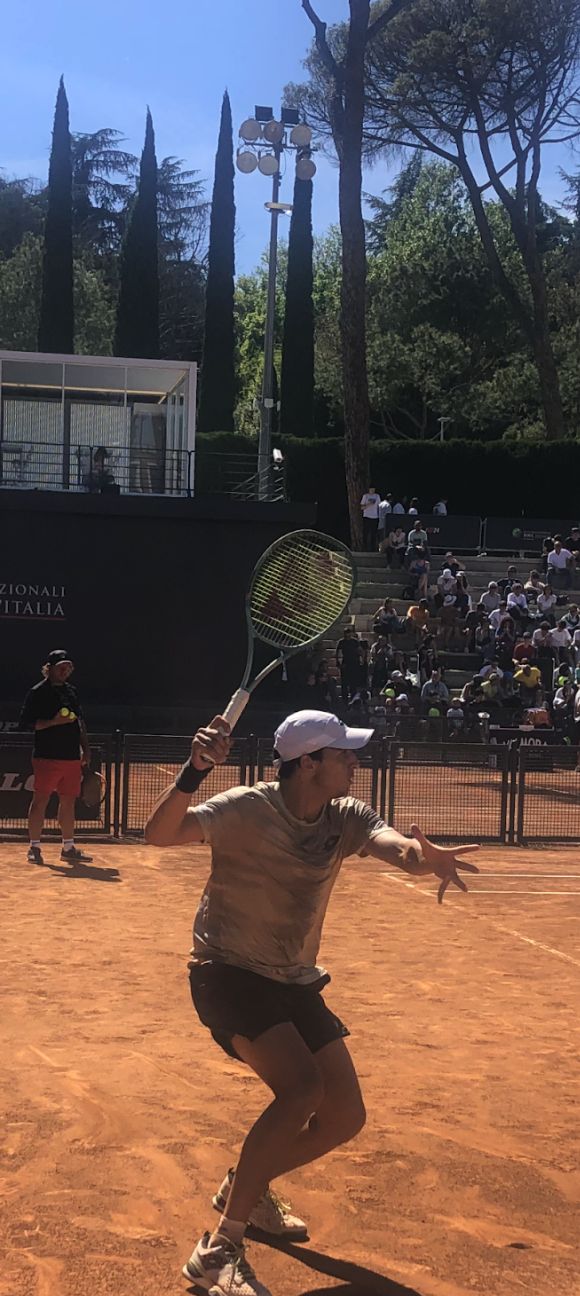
[2,835,579,1296]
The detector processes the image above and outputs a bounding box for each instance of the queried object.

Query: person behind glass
[360,486,381,550]
[335,627,361,704]
[83,446,118,494]
[18,649,92,866]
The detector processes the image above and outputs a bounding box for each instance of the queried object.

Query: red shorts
[32,758,82,798]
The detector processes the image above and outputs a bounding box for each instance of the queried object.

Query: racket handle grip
[222,688,251,731]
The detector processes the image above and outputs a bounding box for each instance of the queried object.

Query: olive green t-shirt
[190,781,384,985]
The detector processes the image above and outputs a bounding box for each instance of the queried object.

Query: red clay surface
[1,840,579,1296]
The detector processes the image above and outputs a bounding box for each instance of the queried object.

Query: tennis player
[145,709,479,1296]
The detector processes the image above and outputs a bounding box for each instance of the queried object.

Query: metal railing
[1,734,579,844]
[0,442,287,501]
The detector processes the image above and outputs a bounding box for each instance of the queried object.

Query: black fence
[1,734,579,845]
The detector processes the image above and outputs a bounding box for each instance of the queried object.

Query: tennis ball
[384,688,396,698]
[428,706,441,718]
[512,527,522,539]
[558,676,566,686]
[60,707,70,717]
[68,711,76,721]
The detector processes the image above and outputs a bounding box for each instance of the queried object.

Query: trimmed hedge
[196,434,580,538]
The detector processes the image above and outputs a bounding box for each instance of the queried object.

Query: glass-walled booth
[0,352,197,496]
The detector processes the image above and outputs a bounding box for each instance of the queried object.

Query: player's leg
[266,1036,366,1178]
[58,762,92,862]
[28,792,50,861]
[221,1022,324,1228]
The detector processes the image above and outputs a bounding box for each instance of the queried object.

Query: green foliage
[113,109,159,359]
[38,77,74,353]
[0,233,43,349]
[197,92,236,433]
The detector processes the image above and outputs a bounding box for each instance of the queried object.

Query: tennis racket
[216,529,355,733]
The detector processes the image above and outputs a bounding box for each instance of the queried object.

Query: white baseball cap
[273,710,374,762]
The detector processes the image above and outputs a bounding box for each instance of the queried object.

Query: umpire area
[1,839,577,1296]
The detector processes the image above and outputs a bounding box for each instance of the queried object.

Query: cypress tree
[280,174,314,436]
[38,77,74,353]
[114,108,159,358]
[197,91,236,432]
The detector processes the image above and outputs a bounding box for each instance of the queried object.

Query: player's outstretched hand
[410,824,480,905]
[191,717,231,770]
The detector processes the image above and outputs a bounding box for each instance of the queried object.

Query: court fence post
[120,734,132,838]
[386,742,397,826]
[516,748,527,845]
[112,729,122,838]
[506,745,518,844]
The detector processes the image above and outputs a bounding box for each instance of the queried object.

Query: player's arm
[144,717,230,848]
[366,824,479,904]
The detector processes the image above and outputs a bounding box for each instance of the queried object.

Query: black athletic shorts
[189,961,349,1061]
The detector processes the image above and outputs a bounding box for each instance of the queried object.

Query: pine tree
[114,109,159,358]
[197,91,236,432]
[280,174,314,436]
[38,77,74,353]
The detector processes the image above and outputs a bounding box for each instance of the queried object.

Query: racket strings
[249,537,354,649]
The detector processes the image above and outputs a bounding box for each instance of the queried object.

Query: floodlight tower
[237,106,316,498]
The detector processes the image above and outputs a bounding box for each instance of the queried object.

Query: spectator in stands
[498,565,518,597]
[392,497,406,514]
[369,636,392,695]
[513,630,537,665]
[532,621,555,691]
[406,547,430,599]
[487,602,507,638]
[524,570,544,604]
[481,672,503,707]
[475,617,496,663]
[83,446,118,494]
[382,524,407,569]
[514,661,542,705]
[460,676,485,708]
[406,520,429,554]
[506,582,529,628]
[406,598,430,641]
[373,598,403,637]
[446,702,465,737]
[496,621,517,676]
[547,536,573,590]
[421,668,449,712]
[454,570,470,614]
[360,486,381,550]
[571,624,580,665]
[564,603,580,633]
[464,605,483,653]
[537,583,557,624]
[336,626,361,703]
[550,618,573,666]
[553,681,575,740]
[564,525,580,564]
[378,494,393,544]
[408,497,420,514]
[305,663,340,714]
[442,551,464,577]
[433,498,448,516]
[479,657,503,681]
[436,567,457,608]
[439,596,460,649]
[481,581,501,614]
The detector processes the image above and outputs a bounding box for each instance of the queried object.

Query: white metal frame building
[0,351,197,496]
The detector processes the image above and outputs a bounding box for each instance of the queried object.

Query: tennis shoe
[213,1168,308,1239]
[61,846,93,863]
[182,1231,272,1296]
[27,846,44,864]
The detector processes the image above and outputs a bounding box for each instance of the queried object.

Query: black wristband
[175,760,211,795]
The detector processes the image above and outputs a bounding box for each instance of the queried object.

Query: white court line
[381,872,580,970]
[382,871,580,878]
[154,764,177,776]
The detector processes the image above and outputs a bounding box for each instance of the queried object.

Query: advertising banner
[0,743,103,822]
[485,517,580,552]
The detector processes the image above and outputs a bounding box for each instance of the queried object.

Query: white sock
[212,1218,246,1247]
[63,839,74,851]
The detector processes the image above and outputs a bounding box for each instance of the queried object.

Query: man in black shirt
[19,649,92,865]
[335,627,362,704]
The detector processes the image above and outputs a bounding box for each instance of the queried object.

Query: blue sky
[0,0,577,275]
